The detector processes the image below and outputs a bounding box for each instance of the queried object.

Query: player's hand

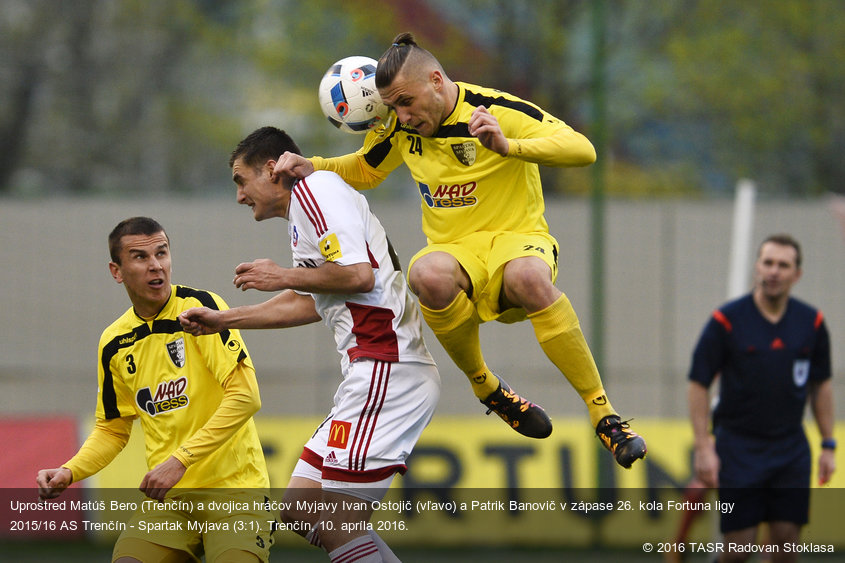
[36,467,72,500]
[139,456,186,502]
[272,151,314,183]
[234,259,286,292]
[468,106,509,156]
[179,307,224,336]
[818,448,836,485]
[692,440,720,488]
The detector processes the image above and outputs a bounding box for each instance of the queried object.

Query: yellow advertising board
[85,416,845,550]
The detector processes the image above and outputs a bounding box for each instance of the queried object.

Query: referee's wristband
[821,438,837,450]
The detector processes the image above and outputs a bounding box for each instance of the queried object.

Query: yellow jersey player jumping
[36,217,275,562]
[274,32,646,468]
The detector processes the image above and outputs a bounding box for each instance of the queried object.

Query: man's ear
[109,261,123,284]
[265,159,278,180]
[431,69,443,90]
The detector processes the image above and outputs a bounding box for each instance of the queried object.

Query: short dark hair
[375,32,439,89]
[109,217,168,264]
[759,233,802,268]
[229,126,301,169]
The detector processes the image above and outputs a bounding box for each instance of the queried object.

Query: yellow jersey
[95,285,268,489]
[311,81,595,244]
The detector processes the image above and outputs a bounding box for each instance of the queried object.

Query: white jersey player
[287,171,439,488]
[290,171,435,371]
[180,127,440,563]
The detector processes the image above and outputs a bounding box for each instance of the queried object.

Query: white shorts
[292,359,439,497]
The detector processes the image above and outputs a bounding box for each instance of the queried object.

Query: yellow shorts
[409,231,559,323]
[113,490,276,563]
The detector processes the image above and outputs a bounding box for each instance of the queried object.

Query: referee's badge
[793,359,810,387]
[451,141,476,166]
[167,337,186,368]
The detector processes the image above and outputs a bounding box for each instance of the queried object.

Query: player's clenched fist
[468,106,509,156]
[234,259,286,292]
[179,307,223,336]
[36,467,72,500]
[272,151,314,183]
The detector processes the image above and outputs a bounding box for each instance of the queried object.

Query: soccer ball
[318,56,389,134]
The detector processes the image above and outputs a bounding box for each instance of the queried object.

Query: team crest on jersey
[136,376,189,416]
[166,337,186,368]
[451,141,476,166]
[793,359,810,387]
[319,233,343,262]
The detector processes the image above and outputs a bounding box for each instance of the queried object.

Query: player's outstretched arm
[180,291,321,334]
[234,259,374,295]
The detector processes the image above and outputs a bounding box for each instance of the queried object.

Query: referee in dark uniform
[688,233,835,562]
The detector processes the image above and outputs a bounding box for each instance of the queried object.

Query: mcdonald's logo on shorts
[327,420,352,449]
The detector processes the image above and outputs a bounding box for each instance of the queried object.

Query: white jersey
[288,170,434,371]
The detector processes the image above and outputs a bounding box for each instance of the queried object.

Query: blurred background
[2,0,845,560]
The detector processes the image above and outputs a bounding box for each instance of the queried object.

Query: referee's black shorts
[715,426,811,533]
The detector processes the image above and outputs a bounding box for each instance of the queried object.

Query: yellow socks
[420,293,499,400]
[422,290,616,425]
[528,293,615,427]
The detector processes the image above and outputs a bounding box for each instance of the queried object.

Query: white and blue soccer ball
[318,56,389,134]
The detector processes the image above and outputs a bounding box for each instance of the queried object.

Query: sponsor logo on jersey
[227,339,241,353]
[119,334,138,345]
[793,359,810,387]
[166,337,186,368]
[136,376,189,416]
[291,225,299,247]
[418,181,478,209]
[324,450,339,466]
[327,420,352,449]
[451,141,477,166]
[319,233,343,262]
